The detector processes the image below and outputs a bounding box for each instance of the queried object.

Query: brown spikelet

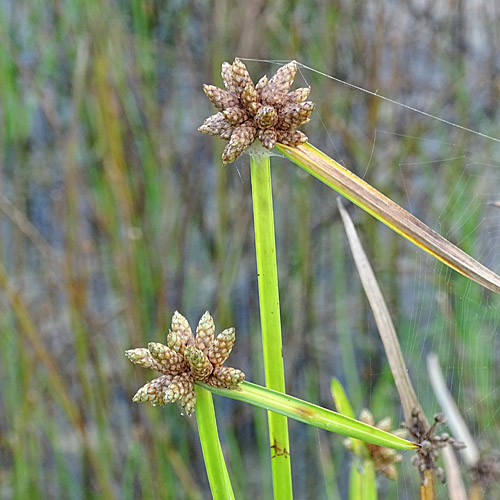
[260,61,297,105]
[165,373,193,403]
[232,58,254,94]
[184,345,213,380]
[167,330,185,354]
[179,389,196,416]
[203,84,239,111]
[283,87,311,105]
[222,106,247,126]
[255,75,268,93]
[240,84,259,110]
[208,327,235,366]
[170,311,193,347]
[254,105,278,129]
[258,129,277,150]
[132,374,173,405]
[196,311,215,354]
[209,366,245,389]
[148,342,187,374]
[125,348,163,370]
[276,129,308,147]
[198,112,234,139]
[222,124,257,164]
[279,101,315,130]
[221,62,236,93]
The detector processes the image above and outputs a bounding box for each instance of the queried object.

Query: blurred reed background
[1,0,500,498]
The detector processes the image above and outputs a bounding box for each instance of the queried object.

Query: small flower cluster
[125,311,245,416]
[199,58,315,164]
[405,409,465,484]
[344,409,405,480]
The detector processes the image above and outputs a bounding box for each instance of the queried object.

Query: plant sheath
[250,153,293,499]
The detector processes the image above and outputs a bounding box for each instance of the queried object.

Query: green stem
[250,154,293,499]
[195,385,235,500]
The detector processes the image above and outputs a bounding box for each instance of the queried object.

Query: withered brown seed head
[199,58,315,164]
[344,409,404,480]
[126,311,245,416]
[405,409,466,484]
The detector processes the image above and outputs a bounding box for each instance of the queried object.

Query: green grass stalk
[250,153,293,499]
[194,385,235,500]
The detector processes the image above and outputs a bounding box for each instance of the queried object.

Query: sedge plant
[197,58,500,498]
[124,58,500,499]
[199,58,316,498]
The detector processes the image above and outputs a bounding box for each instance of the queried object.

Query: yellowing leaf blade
[276,142,500,294]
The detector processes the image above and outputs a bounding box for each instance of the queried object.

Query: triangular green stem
[195,385,235,500]
[250,153,293,500]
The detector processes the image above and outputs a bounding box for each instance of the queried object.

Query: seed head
[126,311,245,416]
[199,58,315,164]
[404,410,466,484]
[344,408,404,480]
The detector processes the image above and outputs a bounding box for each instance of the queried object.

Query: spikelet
[208,327,235,367]
[125,348,162,371]
[209,366,245,389]
[195,311,215,354]
[148,342,187,374]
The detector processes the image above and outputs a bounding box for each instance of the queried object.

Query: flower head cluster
[344,409,405,480]
[125,311,245,416]
[405,409,465,484]
[199,58,315,164]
